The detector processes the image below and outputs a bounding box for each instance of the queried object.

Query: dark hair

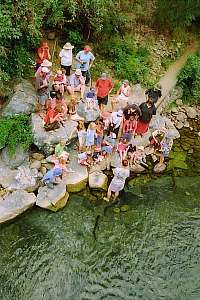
[145,88,162,104]
[122,159,129,167]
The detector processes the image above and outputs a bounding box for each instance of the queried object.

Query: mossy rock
[120,205,129,212]
[67,179,88,193]
[113,207,120,213]
[48,193,69,212]
[128,175,151,187]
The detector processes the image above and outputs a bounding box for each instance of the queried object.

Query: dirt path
[156,41,199,112]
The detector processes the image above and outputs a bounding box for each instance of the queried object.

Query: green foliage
[177,54,200,104]
[167,150,188,170]
[0,114,33,155]
[155,0,200,29]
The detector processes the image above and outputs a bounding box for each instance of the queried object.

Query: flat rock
[2,80,38,116]
[30,160,41,169]
[0,146,29,169]
[32,153,45,161]
[176,111,187,122]
[89,172,108,190]
[0,162,18,189]
[77,102,100,122]
[153,162,166,173]
[65,150,88,192]
[184,106,197,119]
[8,165,39,192]
[0,190,36,224]
[36,180,69,212]
[130,164,145,173]
[31,113,78,155]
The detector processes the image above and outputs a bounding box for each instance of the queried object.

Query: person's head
[56,70,63,77]
[40,40,49,49]
[123,80,129,86]
[77,120,85,130]
[41,59,52,68]
[59,157,67,165]
[75,69,82,78]
[59,139,66,146]
[56,92,63,100]
[101,73,107,80]
[63,42,74,50]
[84,45,91,53]
[40,67,49,77]
[50,91,57,99]
[122,159,129,167]
[56,103,63,113]
[137,146,144,152]
[88,122,96,130]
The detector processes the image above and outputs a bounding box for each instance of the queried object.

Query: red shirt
[44,108,57,124]
[96,78,113,98]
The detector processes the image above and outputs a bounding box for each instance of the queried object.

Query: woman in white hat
[59,42,74,76]
[35,59,52,80]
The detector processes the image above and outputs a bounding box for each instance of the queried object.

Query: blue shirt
[70,73,84,87]
[76,51,95,71]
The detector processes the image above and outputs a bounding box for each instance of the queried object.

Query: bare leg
[113,191,119,201]
[80,84,85,99]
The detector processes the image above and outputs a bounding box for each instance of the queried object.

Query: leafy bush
[177,54,200,104]
[0,114,33,155]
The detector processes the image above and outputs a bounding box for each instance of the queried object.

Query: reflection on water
[0,176,200,300]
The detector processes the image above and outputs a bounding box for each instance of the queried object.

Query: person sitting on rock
[67,96,77,119]
[43,101,63,131]
[46,91,57,110]
[43,167,62,189]
[53,157,74,176]
[54,139,69,161]
[68,69,85,100]
[53,70,68,95]
[35,59,52,80]
[112,80,131,110]
[117,138,129,163]
[35,67,50,107]
[56,92,68,119]
[130,145,147,167]
[109,109,123,137]
[159,132,174,164]
[78,151,92,166]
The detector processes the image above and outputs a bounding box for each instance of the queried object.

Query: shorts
[38,92,49,105]
[97,95,108,106]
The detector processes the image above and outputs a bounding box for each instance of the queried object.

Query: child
[44,101,63,131]
[86,122,96,151]
[131,146,147,167]
[95,119,104,147]
[67,96,77,119]
[77,121,86,151]
[78,151,92,166]
[53,70,67,95]
[159,132,173,164]
[56,93,68,119]
[117,138,129,162]
[85,87,97,110]
[43,167,62,189]
[54,139,69,161]
[54,157,74,176]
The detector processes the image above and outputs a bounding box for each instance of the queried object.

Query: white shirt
[59,49,73,66]
[110,112,123,129]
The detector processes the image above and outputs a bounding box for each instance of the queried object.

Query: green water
[0,175,200,300]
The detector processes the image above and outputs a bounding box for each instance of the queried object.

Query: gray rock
[89,172,108,190]
[171,107,179,114]
[0,146,29,169]
[130,164,145,173]
[30,160,41,169]
[40,166,47,175]
[183,120,190,128]
[32,153,45,161]
[31,113,78,155]
[153,162,166,173]
[1,80,38,116]
[0,190,36,224]
[77,102,100,122]
[8,165,39,192]
[176,111,187,122]
[176,122,184,130]
[36,180,69,212]
[0,162,18,189]
[169,86,183,101]
[184,106,197,119]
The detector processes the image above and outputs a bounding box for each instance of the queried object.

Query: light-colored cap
[41,67,49,73]
[101,73,107,79]
[63,42,74,50]
[41,59,52,67]
[57,70,62,75]
[123,79,129,84]
[75,69,82,76]
[137,146,144,151]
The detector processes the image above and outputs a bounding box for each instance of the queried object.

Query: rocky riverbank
[0,79,199,224]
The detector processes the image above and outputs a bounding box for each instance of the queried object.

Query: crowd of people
[35,40,174,201]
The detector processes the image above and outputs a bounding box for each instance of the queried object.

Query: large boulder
[0,146,29,169]
[89,171,108,190]
[36,180,69,212]
[8,165,39,192]
[0,161,18,189]
[1,80,38,116]
[31,113,78,155]
[65,150,88,192]
[0,190,36,224]
[150,116,180,139]
[184,106,198,119]
[77,102,100,122]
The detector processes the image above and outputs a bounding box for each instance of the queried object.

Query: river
[0,174,200,300]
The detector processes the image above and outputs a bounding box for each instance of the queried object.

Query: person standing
[75,45,95,84]
[59,42,74,76]
[95,73,113,112]
[68,69,85,100]
[113,80,131,110]
[104,159,130,202]
[36,41,51,71]
[35,67,50,107]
